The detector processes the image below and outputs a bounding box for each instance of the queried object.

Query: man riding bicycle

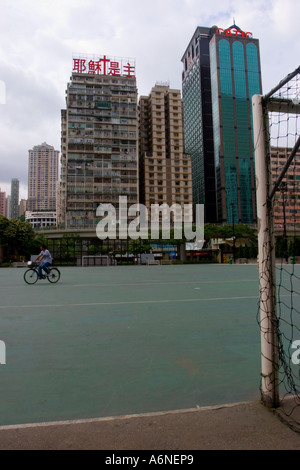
[35,244,53,279]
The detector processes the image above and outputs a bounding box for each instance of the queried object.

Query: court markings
[0,294,268,309]
[71,279,258,288]
[0,278,259,290]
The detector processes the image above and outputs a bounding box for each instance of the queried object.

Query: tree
[0,216,9,243]
[204,223,224,241]
[204,223,257,244]
[0,216,9,262]
[128,239,152,255]
[203,223,258,259]
[28,233,48,255]
[60,233,81,261]
[0,217,35,261]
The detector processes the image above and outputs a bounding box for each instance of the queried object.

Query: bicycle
[24,261,61,285]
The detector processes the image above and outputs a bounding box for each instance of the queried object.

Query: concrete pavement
[0,400,299,450]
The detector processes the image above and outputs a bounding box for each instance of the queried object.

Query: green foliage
[59,233,81,260]
[128,239,152,254]
[277,236,300,258]
[204,223,258,259]
[0,216,9,243]
[237,244,258,259]
[28,233,48,255]
[204,223,257,242]
[0,216,36,261]
[289,237,300,256]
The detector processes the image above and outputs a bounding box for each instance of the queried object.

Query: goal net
[253,66,300,432]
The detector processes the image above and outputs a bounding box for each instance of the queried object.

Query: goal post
[253,94,279,407]
[252,67,300,423]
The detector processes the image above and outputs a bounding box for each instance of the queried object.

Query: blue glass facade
[182,25,261,225]
[210,33,262,224]
[182,60,204,210]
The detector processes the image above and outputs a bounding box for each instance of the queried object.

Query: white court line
[0,277,258,289]
[0,293,293,310]
[71,279,258,288]
[0,278,258,290]
[0,295,262,309]
[0,275,259,289]
[0,401,250,431]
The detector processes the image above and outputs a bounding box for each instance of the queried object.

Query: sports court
[0,264,270,426]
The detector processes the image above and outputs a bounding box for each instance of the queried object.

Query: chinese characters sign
[72,55,136,78]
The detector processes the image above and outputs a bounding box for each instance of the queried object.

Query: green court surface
[0,264,264,426]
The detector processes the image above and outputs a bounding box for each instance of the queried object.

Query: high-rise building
[58,54,138,229]
[0,189,6,217]
[10,178,19,219]
[138,84,193,222]
[182,26,217,223]
[28,142,59,212]
[6,196,11,220]
[271,147,300,230]
[19,199,27,217]
[182,24,262,225]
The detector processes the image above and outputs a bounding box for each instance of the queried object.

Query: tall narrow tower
[10,178,19,219]
[0,189,6,217]
[28,142,59,211]
[181,26,218,223]
[182,24,262,224]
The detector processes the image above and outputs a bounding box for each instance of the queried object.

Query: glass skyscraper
[182,24,262,224]
[182,26,217,223]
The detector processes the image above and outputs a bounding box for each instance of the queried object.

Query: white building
[25,211,56,229]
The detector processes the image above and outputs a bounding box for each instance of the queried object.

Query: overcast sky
[1,0,299,200]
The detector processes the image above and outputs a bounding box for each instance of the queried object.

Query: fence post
[252,94,279,408]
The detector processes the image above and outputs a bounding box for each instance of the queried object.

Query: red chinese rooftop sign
[72,55,136,78]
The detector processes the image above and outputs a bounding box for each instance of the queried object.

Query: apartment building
[0,189,6,217]
[28,142,59,212]
[138,84,193,224]
[271,147,300,230]
[19,199,27,217]
[58,54,138,229]
[10,178,19,219]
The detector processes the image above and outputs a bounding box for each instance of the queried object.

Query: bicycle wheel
[47,268,60,283]
[24,269,38,285]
